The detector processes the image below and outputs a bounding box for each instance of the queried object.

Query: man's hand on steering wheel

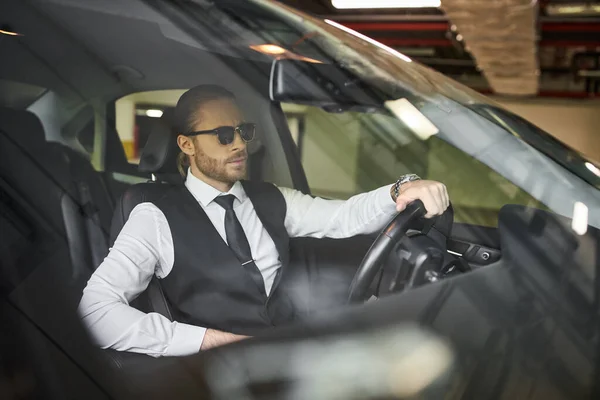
[394,180,450,218]
[349,179,453,303]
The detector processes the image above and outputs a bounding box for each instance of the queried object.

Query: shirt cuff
[376,183,397,216]
[165,323,206,357]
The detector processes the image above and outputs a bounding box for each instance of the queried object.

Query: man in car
[78,85,450,357]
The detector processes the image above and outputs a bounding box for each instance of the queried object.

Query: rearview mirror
[269,59,385,110]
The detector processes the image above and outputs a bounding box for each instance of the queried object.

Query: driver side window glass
[114,90,184,165]
[281,103,544,227]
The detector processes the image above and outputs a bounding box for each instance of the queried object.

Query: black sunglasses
[184,123,256,145]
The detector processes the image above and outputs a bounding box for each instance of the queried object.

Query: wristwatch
[392,174,421,202]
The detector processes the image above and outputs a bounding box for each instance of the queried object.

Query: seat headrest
[138,109,180,175]
[0,106,47,147]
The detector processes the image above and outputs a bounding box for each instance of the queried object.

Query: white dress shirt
[78,171,397,357]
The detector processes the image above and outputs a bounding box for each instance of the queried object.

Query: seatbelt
[77,181,108,268]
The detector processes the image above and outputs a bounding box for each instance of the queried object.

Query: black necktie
[213,195,266,297]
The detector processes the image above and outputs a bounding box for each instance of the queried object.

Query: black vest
[152,180,295,335]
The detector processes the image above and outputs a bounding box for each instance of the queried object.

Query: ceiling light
[555,5,587,14]
[579,70,600,78]
[145,109,163,118]
[385,98,439,140]
[0,27,22,36]
[396,47,435,56]
[325,19,412,63]
[250,44,287,55]
[572,201,588,236]
[546,3,600,16]
[585,162,600,177]
[332,0,441,9]
[249,44,322,63]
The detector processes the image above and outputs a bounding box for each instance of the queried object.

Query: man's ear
[177,134,195,156]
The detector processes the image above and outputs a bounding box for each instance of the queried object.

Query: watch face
[401,174,420,184]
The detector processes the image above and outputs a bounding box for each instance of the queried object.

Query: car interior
[0,0,482,359]
[2,0,599,399]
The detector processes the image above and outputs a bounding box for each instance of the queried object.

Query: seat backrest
[0,106,129,390]
[111,112,181,242]
[50,143,114,268]
[0,106,117,287]
[0,107,86,289]
[136,109,183,185]
[109,113,181,320]
[110,112,180,244]
[0,107,75,236]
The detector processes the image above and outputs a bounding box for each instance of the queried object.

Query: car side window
[93,90,186,194]
[114,90,183,165]
[0,79,96,158]
[282,103,544,227]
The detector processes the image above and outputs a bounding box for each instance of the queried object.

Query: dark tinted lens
[214,126,235,145]
[238,123,255,142]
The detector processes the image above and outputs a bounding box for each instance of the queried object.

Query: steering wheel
[347,200,452,303]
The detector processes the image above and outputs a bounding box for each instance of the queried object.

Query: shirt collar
[185,168,246,207]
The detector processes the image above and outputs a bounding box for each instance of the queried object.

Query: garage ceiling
[278,0,600,98]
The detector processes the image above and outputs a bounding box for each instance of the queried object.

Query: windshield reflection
[222,1,599,191]
[469,104,600,189]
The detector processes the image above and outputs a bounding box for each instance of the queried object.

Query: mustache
[225,150,248,163]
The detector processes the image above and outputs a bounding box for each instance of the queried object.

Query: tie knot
[214,194,236,210]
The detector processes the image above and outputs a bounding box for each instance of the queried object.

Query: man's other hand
[394,180,449,218]
[200,328,250,351]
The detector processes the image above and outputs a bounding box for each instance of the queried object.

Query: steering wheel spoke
[348,200,455,303]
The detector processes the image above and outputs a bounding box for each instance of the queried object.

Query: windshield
[2,0,597,227]
[138,0,599,225]
[469,104,600,190]
[241,0,600,185]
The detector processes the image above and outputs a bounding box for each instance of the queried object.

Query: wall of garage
[493,98,600,164]
[299,106,362,199]
[290,105,426,201]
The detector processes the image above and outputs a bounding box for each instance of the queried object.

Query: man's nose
[231,130,246,150]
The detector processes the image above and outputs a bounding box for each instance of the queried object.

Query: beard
[193,147,247,184]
